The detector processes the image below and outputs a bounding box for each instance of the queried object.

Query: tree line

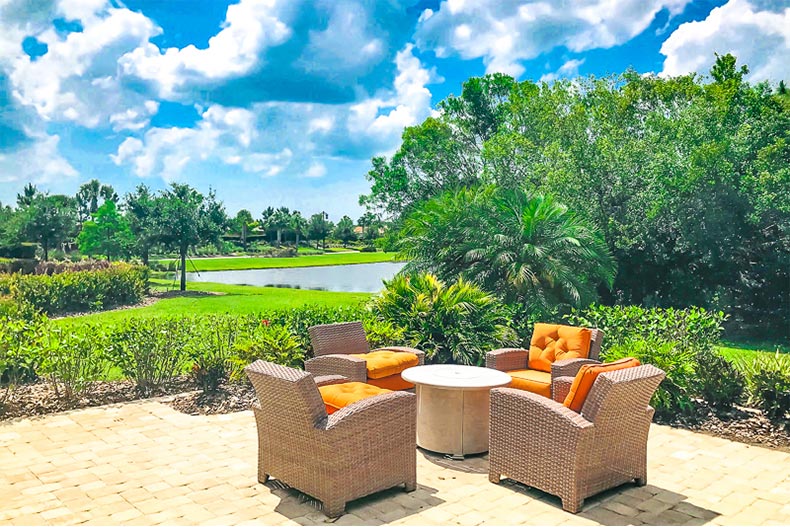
[360,54,790,337]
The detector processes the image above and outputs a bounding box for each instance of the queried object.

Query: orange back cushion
[528,323,592,372]
[563,357,641,413]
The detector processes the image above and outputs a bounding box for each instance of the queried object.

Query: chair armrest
[490,388,593,433]
[323,392,416,439]
[372,346,425,365]
[551,358,600,379]
[486,348,528,371]
[305,355,367,382]
[552,376,574,402]
[314,375,348,387]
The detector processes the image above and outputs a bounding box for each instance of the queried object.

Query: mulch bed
[168,383,256,416]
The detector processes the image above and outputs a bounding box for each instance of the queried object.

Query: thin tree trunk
[180,248,187,291]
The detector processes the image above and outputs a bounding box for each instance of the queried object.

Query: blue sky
[1,0,788,221]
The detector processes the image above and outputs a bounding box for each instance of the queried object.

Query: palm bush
[399,186,615,321]
[369,272,516,365]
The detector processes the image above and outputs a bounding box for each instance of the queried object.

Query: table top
[401,364,511,390]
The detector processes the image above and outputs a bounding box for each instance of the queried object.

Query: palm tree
[264,206,291,247]
[76,179,118,223]
[290,211,308,249]
[400,186,616,314]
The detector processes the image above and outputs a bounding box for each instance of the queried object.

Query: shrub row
[0,263,149,315]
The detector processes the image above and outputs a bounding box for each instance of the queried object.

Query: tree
[307,212,330,249]
[400,186,616,320]
[122,184,158,265]
[334,216,356,247]
[18,194,77,260]
[156,184,227,291]
[76,200,133,261]
[232,209,256,250]
[16,183,39,208]
[357,212,377,235]
[76,179,118,223]
[290,211,307,248]
[264,206,291,247]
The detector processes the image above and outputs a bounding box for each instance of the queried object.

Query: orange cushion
[528,323,592,372]
[367,374,414,391]
[507,369,552,398]
[563,358,641,413]
[350,350,419,379]
[318,382,391,414]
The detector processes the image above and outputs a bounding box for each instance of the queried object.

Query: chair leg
[561,497,584,514]
[257,471,269,484]
[488,471,501,484]
[635,477,646,487]
[404,475,417,492]
[323,499,346,519]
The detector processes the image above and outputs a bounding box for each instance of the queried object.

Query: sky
[0,0,789,222]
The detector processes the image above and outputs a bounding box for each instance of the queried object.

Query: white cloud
[540,58,586,83]
[0,135,77,183]
[660,0,790,82]
[416,0,691,77]
[304,162,326,178]
[119,0,291,99]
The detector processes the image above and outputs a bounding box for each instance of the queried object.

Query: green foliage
[76,201,134,261]
[334,215,356,246]
[76,179,118,223]
[736,352,790,423]
[0,312,46,407]
[565,304,726,356]
[190,316,239,393]
[362,319,406,349]
[400,186,616,320]
[40,326,108,402]
[369,272,516,365]
[307,213,332,249]
[4,263,148,315]
[0,243,37,259]
[232,322,303,379]
[606,339,696,419]
[261,305,367,356]
[694,350,744,409]
[17,194,77,261]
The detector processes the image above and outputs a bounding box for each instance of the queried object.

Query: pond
[185,261,408,293]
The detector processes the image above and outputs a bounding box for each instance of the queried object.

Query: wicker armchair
[305,321,425,389]
[486,326,603,398]
[488,364,666,513]
[245,360,417,518]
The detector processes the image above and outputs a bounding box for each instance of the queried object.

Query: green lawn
[717,340,788,366]
[155,251,398,272]
[58,280,371,326]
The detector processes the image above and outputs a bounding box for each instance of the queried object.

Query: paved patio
[1,399,788,526]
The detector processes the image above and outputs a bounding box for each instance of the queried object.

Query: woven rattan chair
[245,360,417,518]
[488,364,666,513]
[304,321,425,388]
[486,326,604,398]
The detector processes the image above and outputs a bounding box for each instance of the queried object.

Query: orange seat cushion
[507,369,552,398]
[350,350,419,379]
[367,374,414,391]
[563,358,641,413]
[319,382,391,415]
[528,323,592,373]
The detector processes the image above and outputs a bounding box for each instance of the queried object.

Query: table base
[414,384,491,457]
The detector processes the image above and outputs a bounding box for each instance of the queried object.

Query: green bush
[694,350,744,409]
[0,312,46,408]
[190,316,239,393]
[363,319,407,349]
[0,258,37,275]
[565,305,726,355]
[0,243,37,259]
[40,326,108,402]
[369,272,516,365]
[105,317,193,395]
[4,263,149,315]
[232,323,303,379]
[606,338,696,419]
[261,305,367,356]
[736,352,790,423]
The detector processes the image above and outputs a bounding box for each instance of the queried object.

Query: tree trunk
[142,248,149,267]
[43,241,49,261]
[276,229,282,247]
[180,248,187,291]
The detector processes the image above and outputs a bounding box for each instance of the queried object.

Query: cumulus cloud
[0,134,77,183]
[539,58,586,83]
[304,162,327,178]
[660,0,790,82]
[416,0,690,76]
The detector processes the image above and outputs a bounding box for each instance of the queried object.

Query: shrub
[565,305,726,355]
[369,272,516,365]
[605,338,696,419]
[190,316,240,393]
[0,258,37,274]
[359,246,377,252]
[34,259,112,275]
[40,326,108,402]
[5,263,149,315]
[0,243,37,259]
[694,350,744,409]
[232,322,303,379]
[363,319,407,349]
[0,312,46,408]
[736,352,790,423]
[261,305,367,356]
[106,317,193,395]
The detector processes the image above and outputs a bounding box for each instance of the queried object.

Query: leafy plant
[736,352,790,423]
[363,319,406,349]
[369,272,516,365]
[605,338,696,419]
[232,322,303,379]
[190,316,239,392]
[40,326,108,402]
[0,312,46,409]
[694,350,744,409]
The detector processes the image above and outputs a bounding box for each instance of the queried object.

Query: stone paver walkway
[1,399,789,526]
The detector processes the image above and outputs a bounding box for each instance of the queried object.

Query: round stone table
[401,364,511,458]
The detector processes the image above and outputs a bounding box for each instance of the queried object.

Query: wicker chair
[486,326,604,398]
[488,364,666,513]
[305,321,425,389]
[245,360,417,518]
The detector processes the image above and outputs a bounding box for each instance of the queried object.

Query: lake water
[185,261,408,293]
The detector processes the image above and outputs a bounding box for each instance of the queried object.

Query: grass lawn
[155,251,398,272]
[718,339,788,366]
[58,280,371,326]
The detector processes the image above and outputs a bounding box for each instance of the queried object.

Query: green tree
[122,184,158,265]
[232,209,256,250]
[16,183,39,208]
[18,194,77,260]
[156,184,227,291]
[76,179,118,223]
[264,206,290,247]
[333,215,356,247]
[289,211,307,248]
[76,200,133,261]
[307,212,330,249]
